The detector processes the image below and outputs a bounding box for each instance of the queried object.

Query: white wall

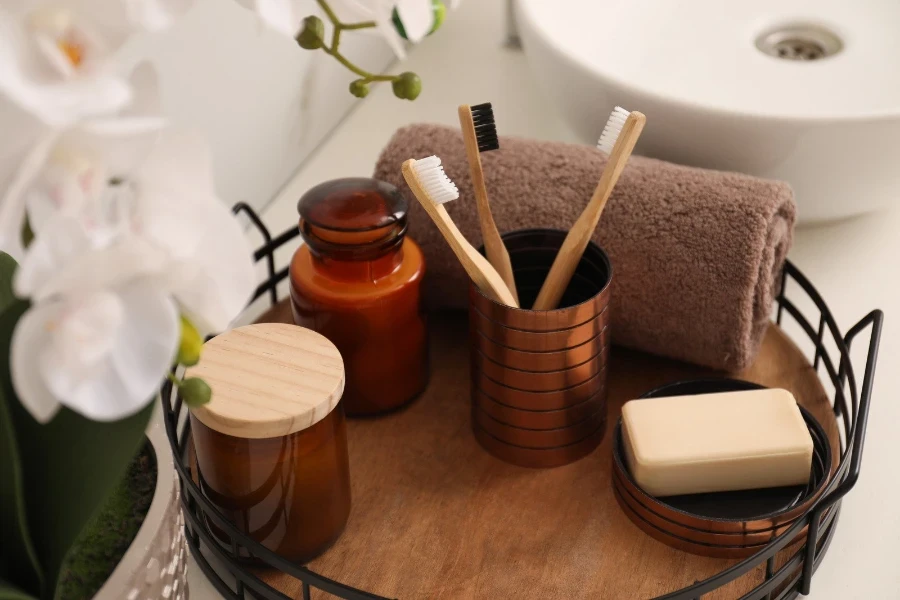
[119,0,396,212]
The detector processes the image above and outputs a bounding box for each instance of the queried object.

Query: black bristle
[470,102,499,153]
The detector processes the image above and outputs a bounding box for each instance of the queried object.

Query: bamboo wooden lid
[186,323,345,439]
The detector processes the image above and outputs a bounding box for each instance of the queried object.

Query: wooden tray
[248,302,839,599]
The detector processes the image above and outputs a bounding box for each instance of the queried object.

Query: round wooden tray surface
[243,303,839,599]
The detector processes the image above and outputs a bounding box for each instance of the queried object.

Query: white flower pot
[93,409,188,600]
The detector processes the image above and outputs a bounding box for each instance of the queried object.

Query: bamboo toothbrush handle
[532,112,646,311]
[458,106,519,305]
[402,162,519,308]
[429,204,519,308]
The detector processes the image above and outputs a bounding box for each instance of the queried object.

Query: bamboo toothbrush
[402,156,519,308]
[458,102,519,305]
[532,107,646,311]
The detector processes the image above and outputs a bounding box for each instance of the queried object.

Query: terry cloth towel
[373,125,796,372]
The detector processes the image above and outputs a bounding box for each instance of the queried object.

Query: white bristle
[411,155,459,205]
[596,106,630,155]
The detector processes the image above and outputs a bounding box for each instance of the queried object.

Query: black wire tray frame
[162,202,883,600]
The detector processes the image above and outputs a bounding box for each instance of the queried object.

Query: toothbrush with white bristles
[532,107,646,311]
[402,156,519,308]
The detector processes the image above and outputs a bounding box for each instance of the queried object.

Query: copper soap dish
[611,378,834,558]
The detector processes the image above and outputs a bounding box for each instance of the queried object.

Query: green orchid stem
[342,21,377,30]
[315,0,399,84]
[166,372,182,388]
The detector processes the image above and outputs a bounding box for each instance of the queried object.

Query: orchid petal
[0,130,58,257]
[59,0,139,51]
[39,291,125,403]
[106,281,179,408]
[395,0,433,43]
[22,284,178,422]
[122,0,194,31]
[62,63,166,181]
[373,12,406,59]
[0,5,133,126]
[14,215,167,301]
[11,301,64,423]
[135,129,216,201]
[162,201,257,334]
[6,63,165,240]
[253,0,299,37]
[0,96,46,200]
[326,0,375,22]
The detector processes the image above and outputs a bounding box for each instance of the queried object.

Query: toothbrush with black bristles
[458,102,519,305]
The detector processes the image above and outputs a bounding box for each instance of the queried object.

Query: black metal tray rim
[162,203,883,600]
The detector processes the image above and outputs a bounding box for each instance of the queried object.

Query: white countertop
[189,0,900,597]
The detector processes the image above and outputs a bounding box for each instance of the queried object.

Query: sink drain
[755,24,843,61]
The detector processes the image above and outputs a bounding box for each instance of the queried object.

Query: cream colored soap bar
[621,389,814,497]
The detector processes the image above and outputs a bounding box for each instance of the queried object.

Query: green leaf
[0,576,38,600]
[1,302,154,599]
[9,400,154,600]
[0,253,19,314]
[19,218,33,252]
[0,301,42,595]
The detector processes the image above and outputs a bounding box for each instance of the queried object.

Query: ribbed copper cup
[473,403,606,449]
[472,344,610,392]
[474,368,607,411]
[469,305,610,352]
[469,229,612,468]
[471,327,609,372]
[473,424,606,469]
[474,388,607,430]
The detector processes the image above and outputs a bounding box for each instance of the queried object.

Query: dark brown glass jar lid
[186,324,345,439]
[297,178,408,260]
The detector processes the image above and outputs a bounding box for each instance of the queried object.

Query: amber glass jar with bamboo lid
[187,323,351,563]
[289,178,429,416]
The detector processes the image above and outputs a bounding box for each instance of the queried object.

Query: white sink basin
[516,0,900,223]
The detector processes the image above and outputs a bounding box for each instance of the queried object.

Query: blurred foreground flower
[11,281,179,423]
[0,0,191,126]
[9,128,256,423]
[0,64,164,260]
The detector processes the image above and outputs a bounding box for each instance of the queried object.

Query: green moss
[56,442,157,600]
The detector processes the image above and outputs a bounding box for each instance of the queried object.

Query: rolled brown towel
[374,124,795,372]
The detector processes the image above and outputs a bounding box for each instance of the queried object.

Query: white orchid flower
[11,280,179,423]
[0,63,165,256]
[0,0,190,126]
[9,128,256,423]
[117,130,258,334]
[13,128,257,334]
[14,213,168,302]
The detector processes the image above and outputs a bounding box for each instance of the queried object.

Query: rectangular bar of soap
[621,389,814,497]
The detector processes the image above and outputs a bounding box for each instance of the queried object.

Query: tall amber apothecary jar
[289,178,429,416]
[188,323,351,563]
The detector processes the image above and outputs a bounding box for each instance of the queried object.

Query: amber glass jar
[289,178,428,416]
[187,323,351,563]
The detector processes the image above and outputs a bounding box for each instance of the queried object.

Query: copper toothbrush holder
[469,229,613,468]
